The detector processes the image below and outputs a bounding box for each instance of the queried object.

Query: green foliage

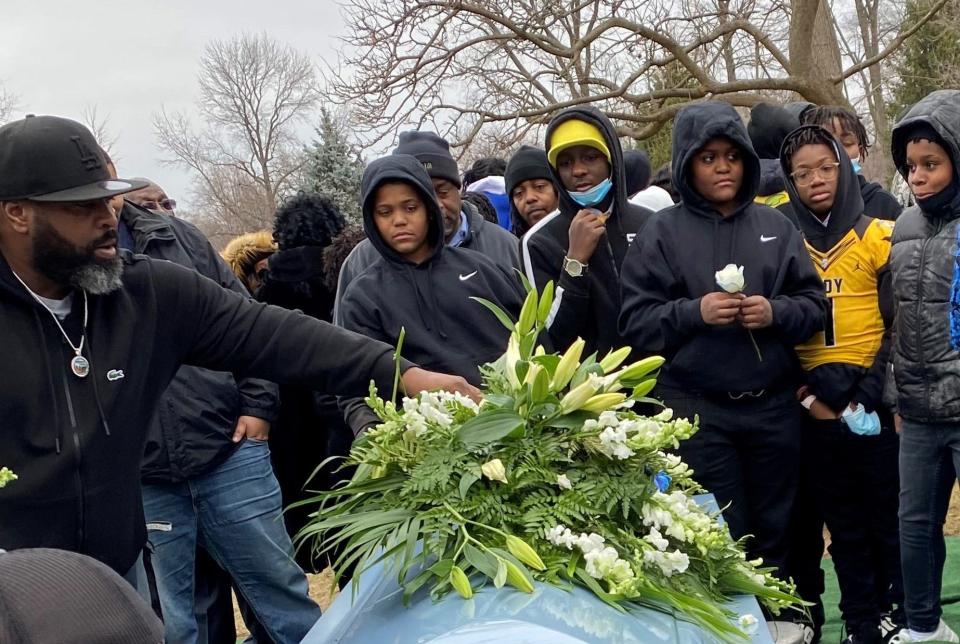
[888,0,960,120]
[300,107,365,223]
[297,281,801,642]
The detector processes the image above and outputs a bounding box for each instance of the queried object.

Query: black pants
[802,416,903,632]
[663,387,801,579]
[786,419,827,636]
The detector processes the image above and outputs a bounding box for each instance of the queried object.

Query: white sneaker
[767,620,815,644]
[889,620,960,643]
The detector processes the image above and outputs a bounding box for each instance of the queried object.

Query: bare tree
[155,33,320,238]
[80,104,119,158]
[0,83,18,124]
[329,0,946,155]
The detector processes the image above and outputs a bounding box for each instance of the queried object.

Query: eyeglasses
[137,198,177,212]
[790,163,840,187]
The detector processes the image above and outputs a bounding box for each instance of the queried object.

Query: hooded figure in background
[505,145,559,238]
[618,102,825,621]
[625,149,675,212]
[221,230,276,295]
[747,102,801,213]
[521,106,653,358]
[337,155,525,432]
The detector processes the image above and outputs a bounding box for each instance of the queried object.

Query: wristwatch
[563,256,587,278]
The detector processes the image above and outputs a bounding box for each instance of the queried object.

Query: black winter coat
[120,203,279,484]
[0,250,405,574]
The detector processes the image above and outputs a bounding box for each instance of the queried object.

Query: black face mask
[916,179,960,219]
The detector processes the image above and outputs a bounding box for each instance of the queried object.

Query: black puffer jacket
[120,203,279,484]
[888,90,960,422]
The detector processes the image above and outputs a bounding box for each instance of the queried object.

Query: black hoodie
[521,106,653,358]
[779,126,895,412]
[0,250,408,575]
[338,155,525,384]
[618,101,826,394]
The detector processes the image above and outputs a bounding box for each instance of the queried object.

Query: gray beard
[69,259,123,294]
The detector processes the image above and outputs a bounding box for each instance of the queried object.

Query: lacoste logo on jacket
[459,271,478,281]
[106,369,125,382]
[760,235,777,243]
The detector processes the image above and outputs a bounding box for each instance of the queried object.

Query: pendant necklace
[10,270,90,378]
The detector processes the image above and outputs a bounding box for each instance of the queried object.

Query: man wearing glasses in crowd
[125,180,177,216]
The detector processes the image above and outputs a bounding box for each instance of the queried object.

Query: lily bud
[559,378,600,413]
[504,560,535,593]
[523,362,542,386]
[516,289,539,335]
[449,565,473,599]
[617,356,666,382]
[580,392,628,413]
[537,280,555,324]
[598,347,631,374]
[481,458,508,483]
[551,338,585,391]
[506,535,546,571]
[505,336,522,388]
[632,378,657,398]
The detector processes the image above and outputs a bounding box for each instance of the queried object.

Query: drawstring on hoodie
[85,335,112,436]
[34,309,64,454]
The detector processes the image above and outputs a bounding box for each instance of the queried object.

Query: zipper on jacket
[60,359,85,548]
[914,219,943,413]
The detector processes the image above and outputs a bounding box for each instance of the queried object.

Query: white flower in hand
[715,264,745,293]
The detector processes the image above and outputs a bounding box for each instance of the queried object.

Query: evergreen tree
[888,0,960,121]
[301,108,365,223]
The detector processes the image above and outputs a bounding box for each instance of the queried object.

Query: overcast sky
[2,0,347,209]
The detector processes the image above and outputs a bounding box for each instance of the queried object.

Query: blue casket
[302,495,774,643]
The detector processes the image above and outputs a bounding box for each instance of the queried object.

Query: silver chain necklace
[11,270,90,378]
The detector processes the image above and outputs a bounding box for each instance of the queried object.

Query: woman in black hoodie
[338,155,524,393]
[618,101,826,584]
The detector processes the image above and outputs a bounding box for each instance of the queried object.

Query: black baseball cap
[0,114,148,202]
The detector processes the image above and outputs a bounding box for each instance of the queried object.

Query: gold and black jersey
[796,217,894,371]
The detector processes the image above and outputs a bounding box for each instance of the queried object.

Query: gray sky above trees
[1,0,345,209]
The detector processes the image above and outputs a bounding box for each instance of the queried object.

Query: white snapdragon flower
[598,425,635,460]
[644,527,669,552]
[546,525,578,550]
[643,548,690,576]
[575,532,606,554]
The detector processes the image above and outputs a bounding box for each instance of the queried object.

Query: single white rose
[715,263,745,293]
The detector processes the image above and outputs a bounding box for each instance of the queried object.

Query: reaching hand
[401,367,482,402]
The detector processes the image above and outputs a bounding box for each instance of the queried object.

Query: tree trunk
[789,0,849,105]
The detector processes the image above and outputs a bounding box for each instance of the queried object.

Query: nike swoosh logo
[760,235,777,243]
[459,271,478,281]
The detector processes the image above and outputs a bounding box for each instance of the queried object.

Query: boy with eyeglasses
[780,125,903,644]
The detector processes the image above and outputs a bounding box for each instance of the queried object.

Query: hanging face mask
[850,157,862,175]
[841,403,881,436]
[569,178,613,207]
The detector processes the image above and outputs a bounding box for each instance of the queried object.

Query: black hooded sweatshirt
[338,155,525,385]
[0,251,406,575]
[521,106,653,358]
[618,102,826,394]
[779,126,895,412]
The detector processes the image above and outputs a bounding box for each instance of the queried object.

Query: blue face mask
[841,403,881,436]
[569,178,613,207]
[850,157,862,175]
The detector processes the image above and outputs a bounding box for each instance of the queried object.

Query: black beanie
[393,131,461,187]
[748,103,802,159]
[623,150,652,196]
[505,146,553,197]
[0,548,164,643]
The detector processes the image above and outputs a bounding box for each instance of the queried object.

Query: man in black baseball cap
[0,115,147,296]
[0,115,478,608]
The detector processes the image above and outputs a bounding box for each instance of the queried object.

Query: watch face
[564,258,583,277]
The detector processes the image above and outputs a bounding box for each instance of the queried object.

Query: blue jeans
[898,419,960,632]
[142,439,321,644]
